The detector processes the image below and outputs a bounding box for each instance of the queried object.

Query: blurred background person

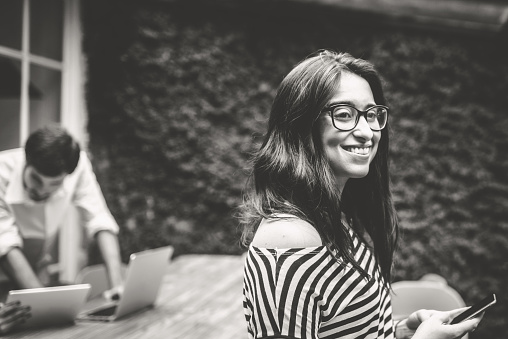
[0,125,123,298]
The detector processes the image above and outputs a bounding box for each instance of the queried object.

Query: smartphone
[450,294,496,324]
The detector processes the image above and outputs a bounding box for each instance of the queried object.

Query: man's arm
[96,230,123,293]
[0,248,43,289]
[0,171,41,289]
[71,152,123,295]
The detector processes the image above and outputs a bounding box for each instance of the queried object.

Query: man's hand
[0,301,31,335]
[103,285,124,302]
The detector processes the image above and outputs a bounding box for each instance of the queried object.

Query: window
[0,0,86,151]
[0,0,86,282]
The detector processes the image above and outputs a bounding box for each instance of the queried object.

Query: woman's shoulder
[251,214,323,248]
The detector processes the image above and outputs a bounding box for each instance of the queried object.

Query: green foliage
[83,1,508,337]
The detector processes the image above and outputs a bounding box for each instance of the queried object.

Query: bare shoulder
[251,215,323,248]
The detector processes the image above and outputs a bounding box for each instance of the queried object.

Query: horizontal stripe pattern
[243,231,394,339]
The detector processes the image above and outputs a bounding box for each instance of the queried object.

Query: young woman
[240,50,482,339]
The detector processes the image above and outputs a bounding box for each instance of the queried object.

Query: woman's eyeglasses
[321,104,389,131]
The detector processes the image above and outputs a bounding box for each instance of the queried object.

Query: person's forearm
[96,230,123,288]
[0,247,43,289]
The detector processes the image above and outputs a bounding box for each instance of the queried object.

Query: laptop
[78,245,174,322]
[7,284,91,329]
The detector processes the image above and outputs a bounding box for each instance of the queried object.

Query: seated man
[0,125,123,296]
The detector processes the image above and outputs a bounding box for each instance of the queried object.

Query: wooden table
[7,254,247,339]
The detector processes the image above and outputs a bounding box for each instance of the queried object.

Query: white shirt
[0,148,119,268]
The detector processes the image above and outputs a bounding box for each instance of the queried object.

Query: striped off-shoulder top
[243,228,394,339]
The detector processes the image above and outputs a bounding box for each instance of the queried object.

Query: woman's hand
[401,307,482,339]
[394,309,440,339]
[394,318,416,339]
[0,301,31,335]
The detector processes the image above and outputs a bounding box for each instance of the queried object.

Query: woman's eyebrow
[327,100,377,109]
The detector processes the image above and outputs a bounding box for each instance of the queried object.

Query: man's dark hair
[25,125,81,177]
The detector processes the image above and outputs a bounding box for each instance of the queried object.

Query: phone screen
[450,294,496,324]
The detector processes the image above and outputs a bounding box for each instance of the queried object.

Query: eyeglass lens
[331,105,387,131]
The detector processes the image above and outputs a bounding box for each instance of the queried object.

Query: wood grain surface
[7,254,247,339]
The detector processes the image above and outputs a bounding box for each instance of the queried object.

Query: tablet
[7,284,91,329]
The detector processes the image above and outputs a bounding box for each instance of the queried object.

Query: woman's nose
[352,116,374,140]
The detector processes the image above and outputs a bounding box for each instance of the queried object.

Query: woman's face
[318,72,381,189]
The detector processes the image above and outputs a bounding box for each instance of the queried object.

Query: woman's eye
[366,111,377,120]
[333,108,354,120]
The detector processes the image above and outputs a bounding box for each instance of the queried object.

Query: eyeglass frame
[321,103,389,131]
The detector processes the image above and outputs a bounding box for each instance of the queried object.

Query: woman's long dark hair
[239,50,399,284]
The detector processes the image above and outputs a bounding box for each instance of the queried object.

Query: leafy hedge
[82,0,508,337]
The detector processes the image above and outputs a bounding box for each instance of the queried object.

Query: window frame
[0,0,87,148]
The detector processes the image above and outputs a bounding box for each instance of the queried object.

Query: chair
[391,273,468,339]
[75,264,128,300]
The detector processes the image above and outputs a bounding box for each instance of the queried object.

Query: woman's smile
[341,145,372,156]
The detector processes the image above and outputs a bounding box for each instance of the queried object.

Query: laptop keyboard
[90,305,117,316]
